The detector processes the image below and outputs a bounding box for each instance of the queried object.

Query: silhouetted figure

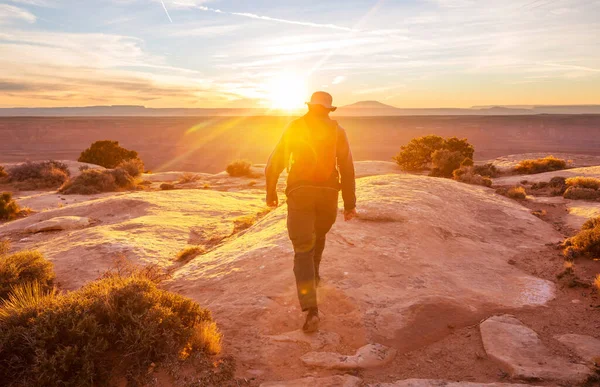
[265,91,357,332]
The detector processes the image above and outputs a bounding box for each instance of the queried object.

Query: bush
[60,168,135,195]
[461,158,474,167]
[0,192,23,221]
[507,186,527,200]
[453,167,492,187]
[226,159,254,177]
[116,158,144,178]
[563,187,600,201]
[176,246,205,263]
[582,217,600,230]
[0,273,224,386]
[514,156,567,174]
[565,176,600,190]
[78,140,139,169]
[8,161,70,190]
[160,183,176,190]
[179,173,201,184]
[0,250,55,300]
[473,163,500,178]
[563,220,600,259]
[394,135,474,172]
[0,165,7,179]
[430,150,466,178]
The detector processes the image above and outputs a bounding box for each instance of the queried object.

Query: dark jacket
[265,112,356,211]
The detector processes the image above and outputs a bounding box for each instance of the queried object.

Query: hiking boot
[302,308,320,333]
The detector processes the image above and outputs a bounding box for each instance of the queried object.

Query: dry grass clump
[116,158,145,177]
[176,246,206,263]
[473,163,500,178]
[563,187,600,201]
[0,192,29,221]
[161,183,176,190]
[0,271,225,386]
[0,249,55,300]
[232,214,257,234]
[507,186,527,200]
[453,166,493,187]
[563,217,600,259]
[179,173,202,184]
[60,168,136,195]
[514,156,567,175]
[7,161,70,190]
[594,274,600,294]
[566,176,600,190]
[226,159,256,177]
[0,240,9,255]
[0,165,7,179]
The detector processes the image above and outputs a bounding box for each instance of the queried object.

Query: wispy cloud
[0,4,36,23]
[332,75,346,85]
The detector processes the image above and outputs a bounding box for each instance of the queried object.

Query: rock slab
[260,375,362,387]
[371,380,540,387]
[301,343,396,370]
[555,333,600,363]
[480,315,591,383]
[267,330,341,350]
[25,216,91,233]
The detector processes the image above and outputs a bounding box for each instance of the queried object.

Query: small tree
[393,135,446,171]
[430,150,467,178]
[78,140,140,169]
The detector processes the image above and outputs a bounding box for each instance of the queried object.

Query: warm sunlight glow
[266,73,308,110]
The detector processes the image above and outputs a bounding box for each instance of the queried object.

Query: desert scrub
[507,186,527,200]
[429,149,467,178]
[161,183,176,190]
[452,166,492,187]
[116,158,145,177]
[563,219,600,259]
[60,168,136,195]
[595,274,600,294]
[0,249,55,300]
[565,176,600,190]
[0,192,27,221]
[563,187,600,201]
[0,165,7,179]
[473,163,500,178]
[179,173,201,184]
[394,135,474,172]
[176,246,205,263]
[226,159,255,177]
[0,273,224,386]
[78,140,141,168]
[7,160,70,190]
[513,156,567,174]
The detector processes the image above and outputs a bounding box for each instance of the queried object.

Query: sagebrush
[514,156,567,174]
[226,160,254,177]
[507,186,527,200]
[0,192,23,221]
[0,273,224,386]
[7,161,70,190]
[60,168,136,195]
[563,218,600,259]
[0,249,55,300]
[116,158,145,177]
[565,176,600,190]
[452,166,492,187]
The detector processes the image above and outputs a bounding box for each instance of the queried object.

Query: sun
[266,73,308,110]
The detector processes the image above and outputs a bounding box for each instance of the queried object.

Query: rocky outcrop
[480,315,592,383]
[24,216,91,233]
[301,343,396,369]
[555,333,600,364]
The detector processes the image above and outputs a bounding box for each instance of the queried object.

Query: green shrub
[0,192,23,221]
[565,176,600,190]
[453,167,492,187]
[514,156,567,174]
[563,220,600,259]
[473,163,500,178]
[116,158,145,178]
[226,160,254,177]
[8,161,70,190]
[563,187,600,201]
[0,273,224,386]
[430,150,466,178]
[507,186,527,200]
[78,140,139,169]
[0,250,54,300]
[60,168,135,195]
[393,135,474,172]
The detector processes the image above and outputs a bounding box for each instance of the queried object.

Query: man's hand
[344,208,357,222]
[266,195,279,208]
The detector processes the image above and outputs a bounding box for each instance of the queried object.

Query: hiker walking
[265,91,357,332]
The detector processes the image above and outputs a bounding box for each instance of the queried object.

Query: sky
[0,0,599,109]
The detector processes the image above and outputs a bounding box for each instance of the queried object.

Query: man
[265,91,357,333]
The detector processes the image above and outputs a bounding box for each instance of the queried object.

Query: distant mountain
[1,103,599,117]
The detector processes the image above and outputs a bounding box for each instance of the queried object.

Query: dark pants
[287,186,339,311]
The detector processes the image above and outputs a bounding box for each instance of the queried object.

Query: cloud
[332,76,346,85]
[0,4,36,23]
[7,0,52,6]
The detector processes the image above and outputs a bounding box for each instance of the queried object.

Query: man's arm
[337,127,356,213]
[265,125,291,207]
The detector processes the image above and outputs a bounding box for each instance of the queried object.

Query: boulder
[480,315,591,383]
[370,380,539,387]
[555,333,600,363]
[260,375,361,387]
[301,343,396,370]
[25,216,91,233]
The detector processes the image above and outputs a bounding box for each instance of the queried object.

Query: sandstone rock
[260,375,361,387]
[370,380,538,387]
[301,343,396,369]
[480,315,591,383]
[267,329,341,350]
[24,216,91,233]
[555,333,600,363]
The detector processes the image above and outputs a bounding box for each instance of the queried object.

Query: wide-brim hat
[306,91,337,111]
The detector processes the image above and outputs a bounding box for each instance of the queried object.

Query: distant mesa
[341,100,399,109]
